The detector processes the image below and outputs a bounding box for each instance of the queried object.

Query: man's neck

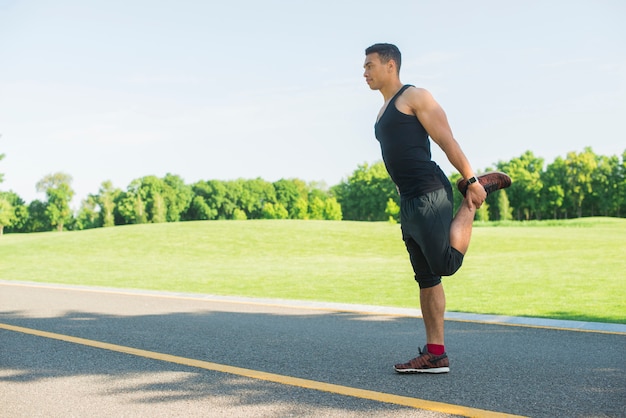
[380,80,405,101]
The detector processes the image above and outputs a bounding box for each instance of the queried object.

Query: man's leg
[394,280,450,373]
[452,171,512,253]
[449,199,476,255]
[420,283,445,345]
[394,191,452,373]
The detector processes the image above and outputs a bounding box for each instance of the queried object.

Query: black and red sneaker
[456,171,512,197]
[394,346,450,374]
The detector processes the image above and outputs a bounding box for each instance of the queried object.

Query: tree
[151,192,167,223]
[186,180,228,220]
[187,195,211,220]
[162,173,193,222]
[587,154,620,217]
[563,148,596,218]
[0,134,5,184]
[0,191,28,233]
[137,176,167,223]
[76,181,121,230]
[24,200,50,232]
[385,198,399,223]
[333,161,397,221]
[36,172,75,231]
[223,180,246,219]
[0,149,8,233]
[115,175,190,224]
[75,195,101,230]
[262,202,289,219]
[273,178,309,219]
[239,178,277,219]
[0,151,5,184]
[232,208,247,220]
[308,196,326,220]
[97,181,119,227]
[616,150,626,216]
[114,179,147,225]
[0,197,16,235]
[293,198,309,220]
[323,197,342,220]
[541,157,567,219]
[0,144,20,234]
[476,201,490,221]
[497,151,544,220]
[496,190,513,221]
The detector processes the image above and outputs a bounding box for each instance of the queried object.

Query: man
[363,43,510,373]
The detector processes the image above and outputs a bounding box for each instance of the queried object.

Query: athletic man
[363,43,510,373]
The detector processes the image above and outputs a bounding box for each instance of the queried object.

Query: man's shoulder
[403,85,431,98]
[398,86,435,110]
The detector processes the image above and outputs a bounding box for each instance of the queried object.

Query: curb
[2,280,625,335]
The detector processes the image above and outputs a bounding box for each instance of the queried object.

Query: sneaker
[394,346,450,374]
[456,171,512,197]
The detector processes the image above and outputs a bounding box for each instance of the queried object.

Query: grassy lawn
[1,218,624,324]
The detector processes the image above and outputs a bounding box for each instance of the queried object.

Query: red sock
[427,344,445,355]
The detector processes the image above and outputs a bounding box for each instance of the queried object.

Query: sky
[1,0,625,208]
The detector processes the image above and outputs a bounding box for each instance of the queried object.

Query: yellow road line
[0,322,526,418]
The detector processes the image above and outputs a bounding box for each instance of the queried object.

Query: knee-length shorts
[400,185,464,289]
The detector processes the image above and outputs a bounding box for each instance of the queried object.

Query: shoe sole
[457,171,511,197]
[394,366,450,374]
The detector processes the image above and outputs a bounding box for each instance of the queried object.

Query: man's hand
[465,182,486,209]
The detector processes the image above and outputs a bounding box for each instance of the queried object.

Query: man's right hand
[465,182,486,209]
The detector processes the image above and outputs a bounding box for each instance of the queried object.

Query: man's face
[363,53,390,90]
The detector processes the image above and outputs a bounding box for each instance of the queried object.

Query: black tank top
[375,85,448,198]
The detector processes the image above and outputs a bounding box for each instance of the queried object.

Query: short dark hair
[365,43,401,73]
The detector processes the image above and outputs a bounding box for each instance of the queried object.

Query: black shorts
[400,185,464,289]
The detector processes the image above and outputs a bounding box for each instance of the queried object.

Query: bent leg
[449,198,476,255]
[403,188,465,277]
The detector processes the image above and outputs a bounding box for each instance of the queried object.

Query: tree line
[0,175,342,234]
[337,147,626,222]
[0,147,624,234]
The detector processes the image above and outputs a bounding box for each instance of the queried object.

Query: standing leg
[420,283,445,345]
[394,190,453,373]
[394,280,450,373]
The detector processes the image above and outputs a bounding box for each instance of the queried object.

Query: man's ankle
[427,344,445,355]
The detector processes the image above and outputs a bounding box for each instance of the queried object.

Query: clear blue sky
[1,0,624,207]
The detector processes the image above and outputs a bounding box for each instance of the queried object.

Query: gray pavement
[1,281,625,417]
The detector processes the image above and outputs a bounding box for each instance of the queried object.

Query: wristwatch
[467,176,479,185]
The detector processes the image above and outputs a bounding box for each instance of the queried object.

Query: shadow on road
[1,299,625,417]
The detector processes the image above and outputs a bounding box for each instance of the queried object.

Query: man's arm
[403,87,486,208]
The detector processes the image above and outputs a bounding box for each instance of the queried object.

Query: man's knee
[429,247,465,277]
[415,275,442,289]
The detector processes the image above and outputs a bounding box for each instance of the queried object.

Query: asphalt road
[1,281,624,417]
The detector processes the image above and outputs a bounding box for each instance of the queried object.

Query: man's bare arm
[404,87,486,208]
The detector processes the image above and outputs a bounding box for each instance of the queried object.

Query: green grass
[1,218,625,324]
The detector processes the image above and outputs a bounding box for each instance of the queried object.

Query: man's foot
[456,171,512,197]
[393,346,450,374]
